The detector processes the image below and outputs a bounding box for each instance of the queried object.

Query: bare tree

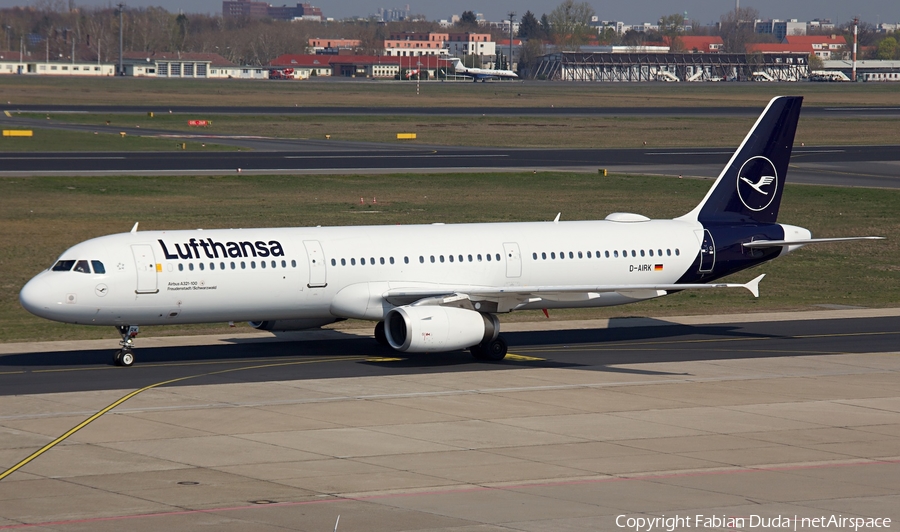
[548,0,595,51]
[718,7,759,53]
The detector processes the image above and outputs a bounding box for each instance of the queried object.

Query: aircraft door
[303,240,327,288]
[131,244,159,294]
[699,230,715,273]
[503,242,522,278]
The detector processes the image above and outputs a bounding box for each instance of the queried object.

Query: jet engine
[249,318,337,331]
[384,305,499,352]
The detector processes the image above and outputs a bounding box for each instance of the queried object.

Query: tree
[876,37,897,60]
[518,11,541,39]
[457,10,478,30]
[517,37,546,77]
[718,7,759,53]
[539,14,552,40]
[658,13,685,39]
[547,0,595,51]
[807,53,824,70]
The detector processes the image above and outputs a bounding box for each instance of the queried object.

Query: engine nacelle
[249,318,337,331]
[385,305,499,353]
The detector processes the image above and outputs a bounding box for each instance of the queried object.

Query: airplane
[19,96,882,367]
[448,57,519,82]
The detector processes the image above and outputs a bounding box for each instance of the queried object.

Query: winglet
[130,222,139,233]
[744,274,765,298]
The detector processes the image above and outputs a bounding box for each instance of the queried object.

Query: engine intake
[385,306,499,353]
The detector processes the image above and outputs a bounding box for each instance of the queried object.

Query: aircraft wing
[743,236,884,248]
[383,275,765,312]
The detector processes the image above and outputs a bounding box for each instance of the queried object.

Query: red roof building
[672,36,724,53]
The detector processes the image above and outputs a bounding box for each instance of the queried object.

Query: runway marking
[0,355,365,482]
[366,357,403,362]
[0,156,127,160]
[514,330,900,353]
[284,154,507,159]
[3,111,10,118]
[2,457,898,530]
[505,353,545,361]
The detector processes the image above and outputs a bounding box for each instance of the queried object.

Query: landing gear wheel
[114,348,134,367]
[483,337,508,361]
[470,344,487,360]
[374,322,389,346]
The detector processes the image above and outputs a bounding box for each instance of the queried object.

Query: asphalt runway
[7,103,900,117]
[1,311,898,531]
[2,313,899,397]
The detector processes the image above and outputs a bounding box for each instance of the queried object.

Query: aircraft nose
[19,275,54,319]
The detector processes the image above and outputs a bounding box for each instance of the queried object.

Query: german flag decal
[654,264,664,271]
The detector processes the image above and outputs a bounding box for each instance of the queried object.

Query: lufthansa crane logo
[736,156,778,212]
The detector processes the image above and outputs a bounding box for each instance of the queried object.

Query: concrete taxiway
[1,309,898,530]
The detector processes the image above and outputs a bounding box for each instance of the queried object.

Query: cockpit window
[52,260,76,272]
[74,260,91,274]
[91,261,106,274]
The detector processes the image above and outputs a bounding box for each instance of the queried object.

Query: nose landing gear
[114,325,139,366]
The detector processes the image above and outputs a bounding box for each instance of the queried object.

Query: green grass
[0,127,237,152]
[2,76,900,108]
[17,113,899,149]
[1,172,897,343]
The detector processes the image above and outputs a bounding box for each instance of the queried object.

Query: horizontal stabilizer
[743,236,884,248]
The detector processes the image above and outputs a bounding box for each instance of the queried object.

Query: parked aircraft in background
[19,96,881,367]
[448,57,519,82]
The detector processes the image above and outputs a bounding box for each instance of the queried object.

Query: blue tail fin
[680,96,803,224]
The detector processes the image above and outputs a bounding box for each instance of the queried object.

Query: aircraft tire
[483,337,508,361]
[374,321,389,346]
[114,349,134,367]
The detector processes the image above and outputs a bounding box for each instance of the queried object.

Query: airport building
[0,52,115,76]
[533,51,809,82]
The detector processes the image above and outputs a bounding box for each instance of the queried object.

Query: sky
[1,0,897,27]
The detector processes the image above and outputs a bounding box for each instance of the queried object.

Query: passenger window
[569,252,574,259]
[360,258,365,265]
[631,250,636,257]
[251,261,256,269]
[532,252,537,260]
[241,261,246,269]
[281,260,286,268]
[380,257,385,265]
[440,255,445,263]
[291,260,297,267]
[341,258,346,266]
[221,262,226,269]
[486,254,491,262]
[667,249,671,256]
[331,259,336,266]
[351,258,356,265]
[541,252,547,260]
[658,249,663,256]
[430,256,435,263]
[52,260,75,271]
[675,249,680,256]
[91,261,106,274]
[649,250,653,257]
[271,260,276,268]
[559,252,564,260]
[640,250,645,257]
[199,263,205,271]
[370,257,375,265]
[74,260,91,273]
[189,263,195,271]
[496,254,501,261]
[551,252,556,259]
[614,250,619,258]
[605,251,610,258]
[178,263,184,271]
[458,255,463,262]
[449,255,454,263]
[477,254,482,261]
[578,251,583,259]
[231,262,236,269]
[261,261,266,269]
[419,256,424,263]
[210,263,215,270]
[468,254,473,262]
[390,257,395,264]
[586,251,591,258]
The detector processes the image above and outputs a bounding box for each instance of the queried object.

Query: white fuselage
[20,218,702,327]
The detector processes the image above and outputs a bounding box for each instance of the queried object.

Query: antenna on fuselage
[553,213,560,223]
[130,222,139,233]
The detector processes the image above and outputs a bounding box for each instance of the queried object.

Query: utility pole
[852,17,858,82]
[508,11,515,72]
[117,3,125,76]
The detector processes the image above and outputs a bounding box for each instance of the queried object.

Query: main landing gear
[374,321,389,346]
[470,336,508,361]
[114,325,139,367]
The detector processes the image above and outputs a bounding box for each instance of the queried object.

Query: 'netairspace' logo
[615,513,892,531]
